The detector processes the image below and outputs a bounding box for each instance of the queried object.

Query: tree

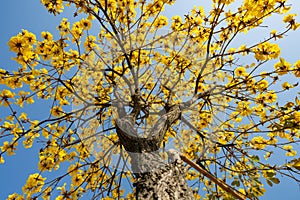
[1,0,300,199]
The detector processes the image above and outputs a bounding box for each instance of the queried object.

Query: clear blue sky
[0,0,300,199]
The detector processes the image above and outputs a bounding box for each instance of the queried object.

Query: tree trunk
[131,151,195,200]
[115,104,195,199]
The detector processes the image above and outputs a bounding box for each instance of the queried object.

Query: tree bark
[132,151,194,200]
[115,104,195,199]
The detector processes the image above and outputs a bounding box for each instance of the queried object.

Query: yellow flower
[254,105,266,117]
[292,60,300,77]
[0,156,4,164]
[282,82,292,90]
[265,91,277,103]
[22,74,35,84]
[171,15,182,31]
[237,101,252,116]
[19,112,28,121]
[286,149,297,157]
[42,187,51,200]
[80,18,92,30]
[274,57,291,75]
[186,170,198,181]
[72,173,84,186]
[270,29,277,35]
[41,31,53,40]
[0,89,15,106]
[235,117,242,123]
[283,14,300,30]
[283,145,297,156]
[20,29,36,45]
[254,42,280,61]
[38,155,55,171]
[0,89,14,98]
[234,66,247,77]
[41,0,64,15]
[51,106,63,117]
[283,14,297,23]
[257,80,268,92]
[26,97,35,104]
[7,193,24,200]
[23,137,33,149]
[238,44,249,55]
[8,36,26,52]
[22,173,46,195]
[294,111,300,122]
[84,35,97,51]
[153,15,168,28]
[57,18,70,36]
[251,136,266,150]
[56,183,70,200]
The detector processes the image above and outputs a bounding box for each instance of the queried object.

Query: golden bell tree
[1,0,300,199]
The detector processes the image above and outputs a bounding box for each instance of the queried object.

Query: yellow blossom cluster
[22,174,46,198]
[274,57,291,75]
[253,42,280,61]
[8,30,38,67]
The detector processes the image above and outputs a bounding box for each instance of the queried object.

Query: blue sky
[0,0,300,199]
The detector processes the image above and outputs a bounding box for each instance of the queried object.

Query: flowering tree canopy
[1,0,300,199]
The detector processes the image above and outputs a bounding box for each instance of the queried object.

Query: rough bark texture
[115,103,195,199]
[133,154,194,200]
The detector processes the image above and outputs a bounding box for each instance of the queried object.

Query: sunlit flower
[8,36,26,52]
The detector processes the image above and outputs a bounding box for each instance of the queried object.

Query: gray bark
[115,103,195,199]
[133,153,194,200]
